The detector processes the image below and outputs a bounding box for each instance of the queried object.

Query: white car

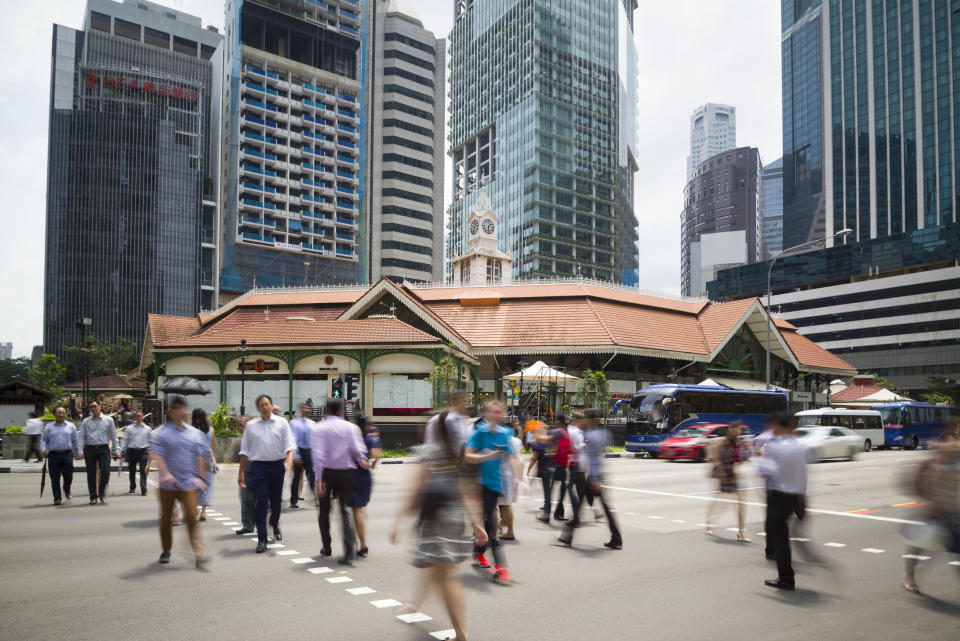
[794,426,862,461]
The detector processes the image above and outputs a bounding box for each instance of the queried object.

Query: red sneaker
[472,553,491,569]
[493,566,511,584]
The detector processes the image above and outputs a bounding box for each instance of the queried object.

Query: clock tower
[451,188,513,285]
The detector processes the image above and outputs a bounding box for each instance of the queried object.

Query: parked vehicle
[794,426,861,461]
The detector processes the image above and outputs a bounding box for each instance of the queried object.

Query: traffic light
[331,376,343,398]
[345,374,357,401]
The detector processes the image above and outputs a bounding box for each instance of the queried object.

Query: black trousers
[47,451,73,501]
[539,464,554,514]
[83,444,111,500]
[24,435,42,461]
[767,490,802,584]
[249,460,285,543]
[565,481,621,544]
[290,447,314,505]
[475,486,506,566]
[127,448,149,494]
[764,489,773,557]
[551,466,569,518]
[318,468,355,558]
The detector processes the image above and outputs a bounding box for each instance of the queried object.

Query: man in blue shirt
[40,407,78,505]
[464,399,517,584]
[152,396,210,569]
[289,403,317,508]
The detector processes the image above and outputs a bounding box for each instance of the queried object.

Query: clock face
[482,219,495,235]
[470,219,480,235]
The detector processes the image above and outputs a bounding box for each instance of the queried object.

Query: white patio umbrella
[502,360,579,382]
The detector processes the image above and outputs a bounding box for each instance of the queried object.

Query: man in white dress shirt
[238,394,296,553]
[123,411,152,496]
[755,416,808,590]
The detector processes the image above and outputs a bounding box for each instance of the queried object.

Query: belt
[51,449,72,454]
[85,443,110,448]
[251,459,284,464]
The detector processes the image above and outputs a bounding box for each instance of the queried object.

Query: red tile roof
[64,375,148,390]
[697,299,757,352]
[829,381,885,402]
[204,305,348,334]
[778,327,856,373]
[155,317,442,349]
[148,314,201,344]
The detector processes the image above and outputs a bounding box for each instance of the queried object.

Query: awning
[502,360,578,382]
[698,376,789,392]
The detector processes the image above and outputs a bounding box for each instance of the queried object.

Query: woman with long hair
[705,423,749,541]
[350,414,382,557]
[390,410,488,641]
[191,408,217,521]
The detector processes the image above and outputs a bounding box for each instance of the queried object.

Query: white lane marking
[824,542,847,548]
[397,612,432,623]
[648,516,664,520]
[267,543,285,549]
[346,587,377,595]
[624,512,640,516]
[696,523,710,527]
[308,567,333,574]
[949,561,960,567]
[222,522,241,526]
[859,467,881,471]
[671,519,687,524]
[790,537,811,542]
[902,554,931,561]
[687,485,766,495]
[291,557,315,564]
[214,517,230,521]
[725,528,740,533]
[244,532,257,537]
[756,532,766,537]
[861,548,885,554]
[430,630,456,640]
[326,576,353,584]
[275,550,298,556]
[206,512,221,516]
[370,599,402,608]
[603,485,924,526]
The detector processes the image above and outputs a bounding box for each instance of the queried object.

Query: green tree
[27,354,66,402]
[427,356,460,409]
[922,376,959,406]
[0,357,32,386]
[63,335,140,381]
[209,403,240,437]
[576,369,609,411]
[920,391,953,406]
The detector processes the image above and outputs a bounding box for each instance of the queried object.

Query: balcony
[337,108,356,119]
[336,216,355,226]
[336,247,354,256]
[339,24,358,37]
[336,185,355,195]
[335,232,354,241]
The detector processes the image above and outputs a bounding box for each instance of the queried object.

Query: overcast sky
[0,0,780,358]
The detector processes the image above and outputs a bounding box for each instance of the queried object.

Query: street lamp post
[238,339,248,415]
[517,360,528,421]
[75,317,92,417]
[765,228,853,390]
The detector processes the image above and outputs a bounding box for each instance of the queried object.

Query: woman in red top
[705,424,750,542]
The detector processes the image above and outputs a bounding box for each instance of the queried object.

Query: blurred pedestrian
[539,417,578,522]
[233,416,255,535]
[559,409,621,549]
[289,403,317,508]
[238,394,296,553]
[527,421,553,523]
[313,398,368,565]
[351,414,383,557]
[755,416,807,590]
[424,391,471,454]
[705,423,749,542]
[24,412,44,462]
[40,407,77,505]
[901,437,960,594]
[390,410,488,641]
[78,401,120,505]
[152,396,209,569]
[464,399,518,584]
[497,426,523,541]
[192,409,217,521]
[124,411,152,496]
[755,415,781,560]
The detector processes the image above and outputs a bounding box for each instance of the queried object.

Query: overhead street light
[765,228,853,391]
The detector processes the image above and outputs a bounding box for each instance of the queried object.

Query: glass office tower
[824,0,958,242]
[219,0,364,295]
[44,0,221,357]
[447,0,639,285]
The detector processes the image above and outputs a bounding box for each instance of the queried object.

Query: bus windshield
[637,392,671,422]
[797,415,820,426]
[876,407,902,426]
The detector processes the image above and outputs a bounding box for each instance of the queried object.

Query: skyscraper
[0,343,12,361]
[446,0,639,285]
[686,103,737,181]
[781,0,825,249]
[681,147,762,297]
[44,0,221,357]
[219,0,364,296]
[364,0,445,283]
[823,0,959,242]
[760,157,784,258]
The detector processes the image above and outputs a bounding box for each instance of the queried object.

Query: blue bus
[624,384,789,455]
[870,402,952,449]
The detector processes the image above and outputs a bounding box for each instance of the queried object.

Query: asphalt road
[0,450,957,641]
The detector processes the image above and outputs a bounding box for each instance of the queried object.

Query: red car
[657,424,749,462]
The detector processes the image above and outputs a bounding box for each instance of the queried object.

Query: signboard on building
[240,359,279,372]
[792,391,812,402]
[85,72,199,102]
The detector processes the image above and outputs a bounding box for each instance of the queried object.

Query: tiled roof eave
[465,345,712,361]
[152,342,481,365]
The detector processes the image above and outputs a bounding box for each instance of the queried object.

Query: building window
[486,259,501,283]
[144,27,170,49]
[173,35,197,57]
[90,11,111,33]
[200,44,217,60]
[460,261,470,283]
[114,18,141,41]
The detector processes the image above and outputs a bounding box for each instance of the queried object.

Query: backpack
[554,428,573,469]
